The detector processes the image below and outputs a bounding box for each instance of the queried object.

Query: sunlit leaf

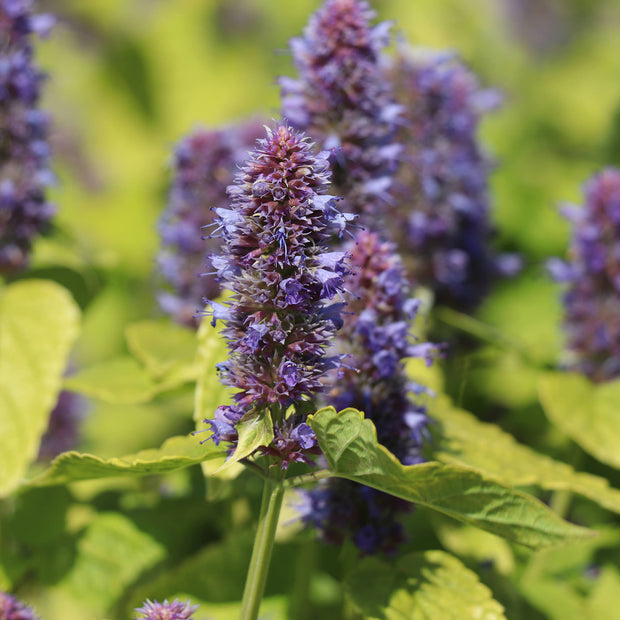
[56,513,165,612]
[64,357,156,404]
[431,517,515,576]
[25,435,222,487]
[193,318,231,424]
[346,551,506,620]
[0,280,80,496]
[193,318,242,484]
[539,372,620,469]
[308,408,593,549]
[125,319,197,379]
[432,397,620,513]
[215,410,274,473]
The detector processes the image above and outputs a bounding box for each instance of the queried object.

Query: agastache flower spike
[302,231,444,554]
[134,598,198,620]
[385,46,520,310]
[0,0,55,275]
[198,124,349,468]
[0,591,40,620]
[549,168,620,382]
[157,121,263,327]
[281,0,402,224]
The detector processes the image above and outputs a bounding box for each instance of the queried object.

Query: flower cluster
[0,591,40,620]
[548,167,620,382]
[157,121,263,327]
[134,598,198,620]
[281,0,401,223]
[0,0,55,275]
[303,231,442,554]
[199,124,350,467]
[386,47,519,309]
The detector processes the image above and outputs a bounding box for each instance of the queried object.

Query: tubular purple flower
[0,0,55,275]
[303,230,443,554]
[0,591,40,620]
[281,0,401,223]
[198,123,349,468]
[134,598,199,620]
[549,167,620,382]
[157,120,263,327]
[385,46,519,310]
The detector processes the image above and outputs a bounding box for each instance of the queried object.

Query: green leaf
[432,517,515,576]
[215,409,274,473]
[125,319,197,379]
[346,551,506,620]
[431,397,620,514]
[64,357,156,404]
[308,408,593,549]
[193,318,231,424]
[56,513,165,612]
[539,372,620,469]
[192,318,246,481]
[25,434,223,487]
[0,280,80,497]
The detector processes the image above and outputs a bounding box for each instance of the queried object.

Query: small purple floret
[0,591,40,620]
[134,598,199,620]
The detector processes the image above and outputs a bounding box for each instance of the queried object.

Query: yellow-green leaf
[432,397,620,514]
[346,551,506,620]
[0,280,80,496]
[539,372,620,469]
[25,434,222,487]
[64,357,156,404]
[308,408,593,549]
[215,410,274,473]
[125,319,197,379]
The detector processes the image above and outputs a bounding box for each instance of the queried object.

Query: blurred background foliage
[5,0,620,617]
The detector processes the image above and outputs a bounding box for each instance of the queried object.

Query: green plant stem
[239,464,285,620]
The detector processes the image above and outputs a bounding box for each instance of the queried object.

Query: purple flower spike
[549,168,620,382]
[134,598,199,620]
[157,120,263,327]
[0,0,55,275]
[281,0,401,223]
[303,230,443,554]
[0,591,40,620]
[386,46,516,310]
[197,124,350,467]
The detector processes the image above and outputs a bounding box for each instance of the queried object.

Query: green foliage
[25,434,222,487]
[125,319,197,379]
[539,372,620,469]
[0,280,80,497]
[308,407,593,549]
[64,318,199,405]
[54,513,166,613]
[346,551,506,620]
[216,411,274,473]
[64,357,158,404]
[432,397,620,513]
